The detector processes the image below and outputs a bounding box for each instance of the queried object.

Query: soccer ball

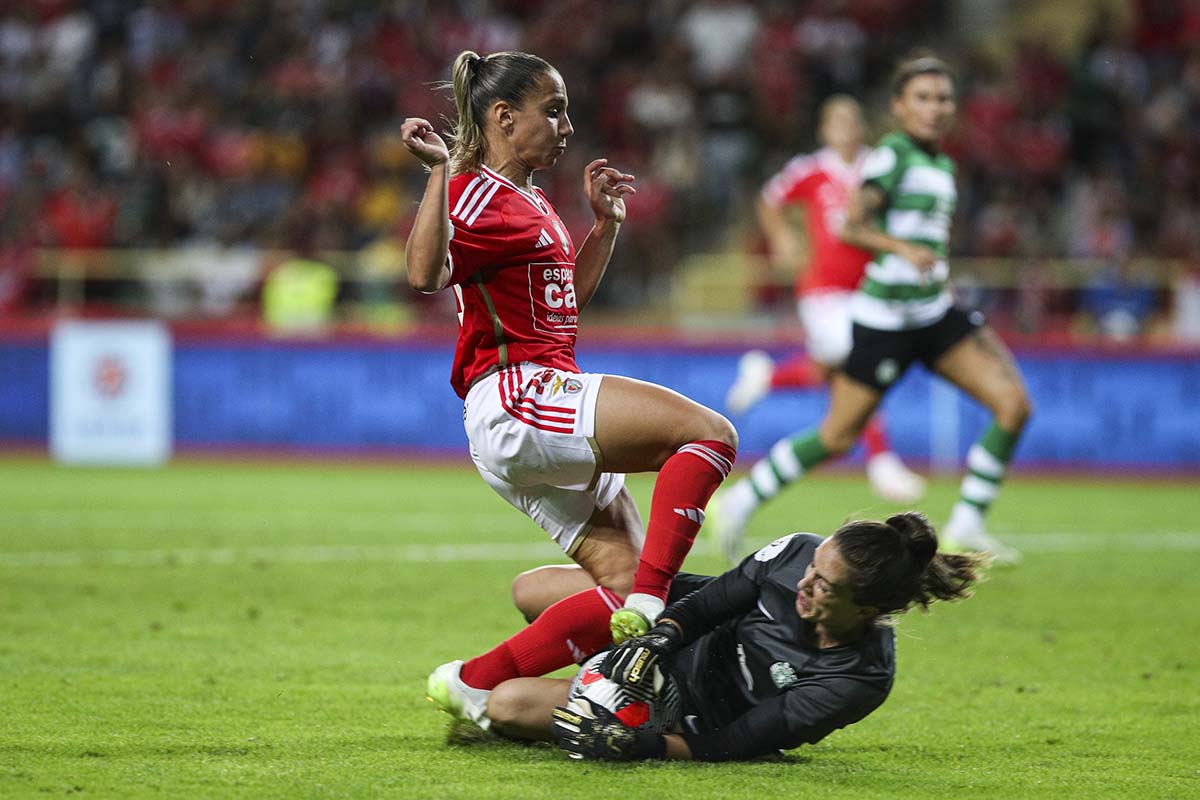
[566,652,682,733]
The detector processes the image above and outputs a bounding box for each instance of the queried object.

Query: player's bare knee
[818,425,857,457]
[995,388,1032,432]
[674,408,738,453]
[709,412,739,451]
[510,570,541,623]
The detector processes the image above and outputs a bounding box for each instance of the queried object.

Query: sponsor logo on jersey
[529,262,578,335]
[770,661,800,689]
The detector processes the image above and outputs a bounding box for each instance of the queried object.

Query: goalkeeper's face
[795,539,873,632]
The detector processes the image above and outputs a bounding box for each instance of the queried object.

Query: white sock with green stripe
[727,431,831,514]
[952,423,1020,521]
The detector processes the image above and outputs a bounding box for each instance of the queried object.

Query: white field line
[0,531,1198,568]
[0,509,523,534]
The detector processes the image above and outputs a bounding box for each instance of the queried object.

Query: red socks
[769,355,825,390]
[862,416,891,459]
[457,440,736,690]
[459,585,622,690]
[631,439,737,602]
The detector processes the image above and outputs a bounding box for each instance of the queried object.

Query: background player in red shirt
[403,50,738,732]
[719,98,925,554]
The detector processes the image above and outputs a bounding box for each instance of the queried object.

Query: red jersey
[446,165,581,399]
[760,147,872,295]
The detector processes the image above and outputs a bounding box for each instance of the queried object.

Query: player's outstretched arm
[401,117,452,293]
[574,158,635,308]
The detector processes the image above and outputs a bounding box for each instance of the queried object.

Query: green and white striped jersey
[850,130,956,330]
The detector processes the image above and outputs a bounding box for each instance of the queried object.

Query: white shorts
[799,290,854,367]
[463,363,626,556]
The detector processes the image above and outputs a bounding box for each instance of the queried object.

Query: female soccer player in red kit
[403,50,738,730]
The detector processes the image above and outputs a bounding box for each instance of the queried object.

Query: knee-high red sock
[862,415,891,458]
[458,586,621,690]
[770,355,825,390]
[631,439,737,602]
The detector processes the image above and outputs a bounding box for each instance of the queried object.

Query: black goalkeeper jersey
[664,532,895,761]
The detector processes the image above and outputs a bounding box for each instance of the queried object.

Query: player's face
[892,73,955,145]
[510,70,573,170]
[819,102,866,152]
[795,539,870,632]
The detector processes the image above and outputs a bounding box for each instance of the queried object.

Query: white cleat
[941,503,1021,566]
[725,350,775,415]
[866,452,927,504]
[426,660,493,732]
[708,484,756,565]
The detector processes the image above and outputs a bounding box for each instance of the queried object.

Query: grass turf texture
[1,457,1197,799]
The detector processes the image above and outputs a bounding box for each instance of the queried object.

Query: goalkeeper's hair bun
[832,512,983,617]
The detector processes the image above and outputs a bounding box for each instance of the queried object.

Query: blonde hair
[446,50,555,175]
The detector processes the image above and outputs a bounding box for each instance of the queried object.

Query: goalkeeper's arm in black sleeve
[679,676,888,761]
[556,676,885,762]
[601,557,764,691]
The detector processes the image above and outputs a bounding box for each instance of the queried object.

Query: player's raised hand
[584,158,635,223]
[401,117,449,168]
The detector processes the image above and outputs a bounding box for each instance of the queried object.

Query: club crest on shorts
[551,375,583,396]
[875,358,899,386]
[770,661,799,689]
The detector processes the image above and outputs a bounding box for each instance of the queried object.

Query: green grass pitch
[1,457,1198,798]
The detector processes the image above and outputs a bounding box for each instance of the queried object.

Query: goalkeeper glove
[599,620,683,696]
[551,705,666,761]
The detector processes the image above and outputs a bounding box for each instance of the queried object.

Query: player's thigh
[818,372,885,454]
[593,375,736,473]
[800,291,854,367]
[511,565,595,622]
[932,325,1031,425]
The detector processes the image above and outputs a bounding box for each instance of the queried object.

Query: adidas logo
[536,228,554,248]
[673,507,705,524]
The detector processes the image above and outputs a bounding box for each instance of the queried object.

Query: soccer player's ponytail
[834,512,984,617]
[446,50,555,175]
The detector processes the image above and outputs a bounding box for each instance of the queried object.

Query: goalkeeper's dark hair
[889,50,955,97]
[445,50,555,175]
[833,512,984,616]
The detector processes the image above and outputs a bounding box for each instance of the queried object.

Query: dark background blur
[1,0,1198,344]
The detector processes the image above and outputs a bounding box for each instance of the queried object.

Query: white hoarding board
[50,320,173,465]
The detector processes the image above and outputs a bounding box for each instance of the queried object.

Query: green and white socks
[956,423,1018,513]
[944,423,1021,557]
[726,431,831,514]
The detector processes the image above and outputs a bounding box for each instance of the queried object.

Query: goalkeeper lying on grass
[429,512,984,761]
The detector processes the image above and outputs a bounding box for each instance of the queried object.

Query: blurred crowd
[0,0,1198,339]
